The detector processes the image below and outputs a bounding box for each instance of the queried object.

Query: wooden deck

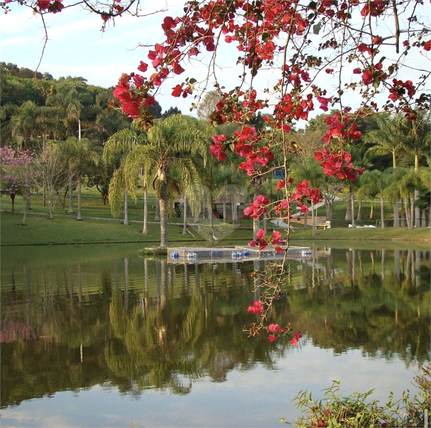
[167,245,312,264]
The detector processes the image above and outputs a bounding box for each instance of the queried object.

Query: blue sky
[0,0,207,112]
[1,2,429,116]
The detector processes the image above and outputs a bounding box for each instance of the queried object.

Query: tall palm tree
[123,115,210,248]
[357,170,380,220]
[398,168,428,229]
[61,137,98,221]
[365,114,405,227]
[103,127,145,225]
[397,112,430,227]
[123,145,153,234]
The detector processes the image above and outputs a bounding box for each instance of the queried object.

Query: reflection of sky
[2,339,421,428]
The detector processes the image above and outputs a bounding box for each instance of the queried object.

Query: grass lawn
[1,193,429,247]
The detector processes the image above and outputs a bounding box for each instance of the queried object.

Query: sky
[0,0,210,113]
[1,1,430,116]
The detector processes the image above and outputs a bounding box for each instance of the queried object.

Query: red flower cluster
[322,113,362,143]
[249,229,285,252]
[361,63,386,86]
[315,148,365,181]
[244,195,270,219]
[247,301,264,314]
[360,0,387,17]
[264,323,302,345]
[210,134,227,161]
[292,180,322,213]
[113,74,144,118]
[290,331,302,347]
[37,0,64,13]
[388,79,416,102]
[209,127,274,176]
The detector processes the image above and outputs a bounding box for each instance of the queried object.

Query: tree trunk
[345,186,353,222]
[393,197,399,227]
[404,197,410,229]
[21,197,27,225]
[380,194,385,228]
[155,198,160,220]
[76,174,83,221]
[400,200,406,227]
[414,190,420,228]
[123,190,129,225]
[10,193,16,214]
[222,201,227,223]
[142,185,148,234]
[350,187,355,228]
[159,185,168,249]
[409,192,415,230]
[68,175,74,213]
[311,201,316,236]
[48,190,54,220]
[357,198,362,221]
[370,199,374,219]
[182,193,188,235]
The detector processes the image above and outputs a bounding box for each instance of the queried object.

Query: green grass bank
[1,193,429,249]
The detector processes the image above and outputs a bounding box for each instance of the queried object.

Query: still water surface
[1,244,430,427]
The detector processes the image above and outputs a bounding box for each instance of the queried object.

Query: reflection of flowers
[246,299,302,345]
[290,331,302,347]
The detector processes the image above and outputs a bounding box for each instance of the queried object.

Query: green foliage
[288,365,431,427]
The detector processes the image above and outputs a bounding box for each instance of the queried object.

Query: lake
[1,243,429,427]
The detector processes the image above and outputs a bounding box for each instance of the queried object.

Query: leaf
[313,22,322,35]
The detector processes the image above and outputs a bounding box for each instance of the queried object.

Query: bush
[285,364,431,427]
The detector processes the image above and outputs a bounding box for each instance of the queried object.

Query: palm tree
[61,137,98,221]
[9,100,41,147]
[292,157,326,235]
[365,114,405,227]
[398,168,428,229]
[103,127,145,225]
[397,112,430,227]
[365,113,407,168]
[357,170,380,220]
[126,115,210,248]
[123,145,153,234]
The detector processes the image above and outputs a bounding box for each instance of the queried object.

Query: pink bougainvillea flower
[362,69,373,85]
[172,85,182,97]
[268,334,277,342]
[137,61,148,72]
[268,323,280,333]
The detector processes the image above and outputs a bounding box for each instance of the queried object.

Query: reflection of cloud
[1,408,76,428]
[1,345,420,428]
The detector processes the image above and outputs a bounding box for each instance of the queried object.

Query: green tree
[103,127,145,225]
[128,115,210,248]
[61,137,99,220]
[9,100,41,147]
[32,143,69,219]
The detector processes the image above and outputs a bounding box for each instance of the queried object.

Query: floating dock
[167,246,312,264]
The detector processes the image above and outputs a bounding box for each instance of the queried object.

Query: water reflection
[1,246,429,418]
